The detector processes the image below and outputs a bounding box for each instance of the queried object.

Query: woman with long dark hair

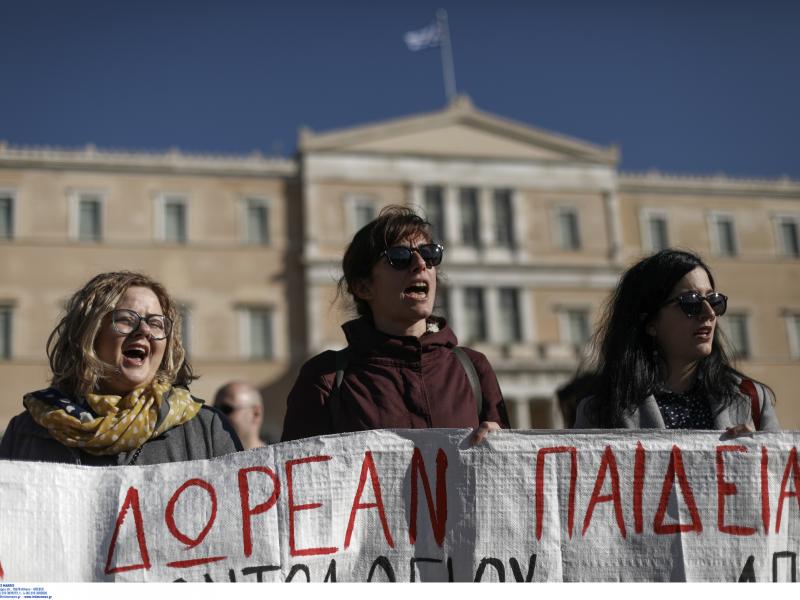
[574,249,778,431]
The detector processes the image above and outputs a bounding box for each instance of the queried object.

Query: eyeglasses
[380,243,444,270]
[111,309,172,340]
[663,292,728,318]
[217,404,247,416]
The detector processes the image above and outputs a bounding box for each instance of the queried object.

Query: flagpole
[437,9,457,103]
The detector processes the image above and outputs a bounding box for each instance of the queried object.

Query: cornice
[0,142,297,177]
[620,171,800,197]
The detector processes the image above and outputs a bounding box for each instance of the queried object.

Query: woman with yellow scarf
[0,271,242,465]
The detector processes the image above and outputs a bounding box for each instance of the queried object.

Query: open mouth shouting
[121,344,150,367]
[403,281,429,301]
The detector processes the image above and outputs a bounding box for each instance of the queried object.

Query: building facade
[1,98,798,436]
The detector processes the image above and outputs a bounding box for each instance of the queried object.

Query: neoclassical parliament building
[1,97,799,437]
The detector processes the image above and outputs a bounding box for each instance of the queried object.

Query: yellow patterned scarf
[23,381,202,456]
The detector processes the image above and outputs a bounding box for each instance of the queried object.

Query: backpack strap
[452,346,484,421]
[739,378,761,431]
[328,348,349,432]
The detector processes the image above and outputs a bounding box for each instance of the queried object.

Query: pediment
[346,123,568,160]
[300,96,618,165]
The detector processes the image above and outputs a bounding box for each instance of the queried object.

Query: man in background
[213,381,268,449]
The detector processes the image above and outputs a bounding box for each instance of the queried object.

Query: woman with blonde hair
[0,271,242,465]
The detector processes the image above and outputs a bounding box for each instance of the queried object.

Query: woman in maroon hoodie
[281,206,509,443]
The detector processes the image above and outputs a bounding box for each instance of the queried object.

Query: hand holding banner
[0,429,798,581]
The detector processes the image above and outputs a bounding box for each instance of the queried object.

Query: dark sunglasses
[380,243,444,270]
[664,291,728,318]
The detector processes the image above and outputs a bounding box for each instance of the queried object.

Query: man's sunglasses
[380,243,444,270]
[217,404,249,416]
[664,291,728,318]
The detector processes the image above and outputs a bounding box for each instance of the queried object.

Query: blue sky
[1,0,798,177]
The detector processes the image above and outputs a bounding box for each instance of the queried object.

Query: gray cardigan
[574,379,779,431]
[0,404,243,466]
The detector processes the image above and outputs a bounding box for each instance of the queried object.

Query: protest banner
[0,429,798,582]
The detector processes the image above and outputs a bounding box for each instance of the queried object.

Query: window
[423,186,445,242]
[786,314,800,359]
[498,288,522,343]
[556,208,581,250]
[643,211,669,252]
[459,187,480,247]
[463,287,487,342]
[711,214,738,257]
[563,309,591,347]
[351,198,376,232]
[158,195,187,243]
[0,305,11,360]
[241,307,273,360]
[245,198,270,245]
[345,195,377,235]
[776,217,800,257]
[724,314,750,359]
[0,193,13,240]
[77,194,103,241]
[493,189,515,248]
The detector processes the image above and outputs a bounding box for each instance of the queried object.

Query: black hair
[582,249,772,427]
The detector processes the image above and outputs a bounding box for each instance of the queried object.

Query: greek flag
[404,22,442,51]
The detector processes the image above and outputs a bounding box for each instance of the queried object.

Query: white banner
[1,429,798,582]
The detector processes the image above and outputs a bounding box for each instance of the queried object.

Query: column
[603,189,622,264]
[444,185,460,246]
[479,187,494,249]
[485,286,502,344]
[448,286,465,340]
[520,287,536,345]
[512,189,526,257]
[303,180,318,259]
[550,397,565,429]
[510,397,531,429]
